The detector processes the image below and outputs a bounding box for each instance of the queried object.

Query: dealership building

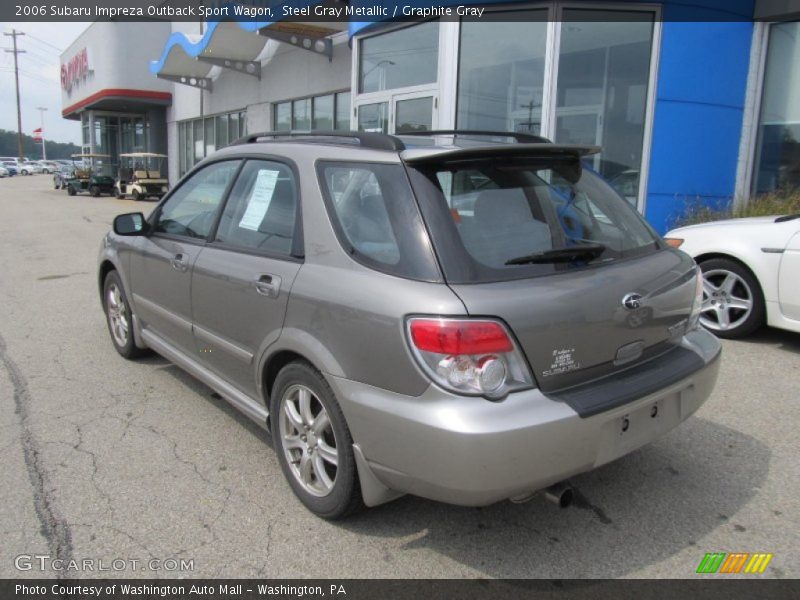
[60,0,800,232]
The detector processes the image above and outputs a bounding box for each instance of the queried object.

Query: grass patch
[676,187,800,227]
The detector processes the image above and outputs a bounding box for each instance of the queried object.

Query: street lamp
[36,106,47,161]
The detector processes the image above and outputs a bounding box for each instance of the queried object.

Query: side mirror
[113,212,147,236]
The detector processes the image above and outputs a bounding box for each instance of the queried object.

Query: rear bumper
[329,329,721,507]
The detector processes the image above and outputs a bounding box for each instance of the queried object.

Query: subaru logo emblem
[622,293,643,310]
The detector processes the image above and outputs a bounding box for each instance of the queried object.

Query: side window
[154,161,240,239]
[214,160,298,256]
[318,161,441,282]
[320,165,400,265]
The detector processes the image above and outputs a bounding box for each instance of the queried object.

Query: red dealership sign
[61,48,90,93]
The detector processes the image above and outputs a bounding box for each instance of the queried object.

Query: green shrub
[676,188,800,227]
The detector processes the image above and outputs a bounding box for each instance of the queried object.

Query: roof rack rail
[230,129,552,152]
[231,130,405,152]
[398,130,552,144]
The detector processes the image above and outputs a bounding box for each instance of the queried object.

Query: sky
[0,22,90,145]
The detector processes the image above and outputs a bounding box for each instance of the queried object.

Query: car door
[778,230,800,320]
[190,159,303,397]
[128,160,241,355]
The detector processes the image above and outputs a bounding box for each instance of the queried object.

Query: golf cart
[66,154,116,197]
[115,153,169,200]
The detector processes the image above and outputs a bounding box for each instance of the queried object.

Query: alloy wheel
[700,269,754,332]
[106,283,129,347]
[278,384,339,497]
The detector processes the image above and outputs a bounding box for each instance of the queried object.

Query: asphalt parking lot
[0,175,797,579]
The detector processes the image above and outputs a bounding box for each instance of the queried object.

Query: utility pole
[4,29,26,159]
[36,107,47,160]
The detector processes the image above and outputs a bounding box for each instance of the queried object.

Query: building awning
[150,3,347,87]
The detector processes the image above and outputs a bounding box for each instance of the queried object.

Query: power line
[25,32,63,54]
[3,29,25,159]
[0,67,52,85]
[22,52,55,69]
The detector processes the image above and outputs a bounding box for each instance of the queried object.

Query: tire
[114,187,124,199]
[133,189,143,201]
[270,361,364,519]
[67,185,76,196]
[90,185,100,197]
[698,257,765,339]
[102,271,148,359]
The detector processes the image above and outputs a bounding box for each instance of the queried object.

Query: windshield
[407,156,662,284]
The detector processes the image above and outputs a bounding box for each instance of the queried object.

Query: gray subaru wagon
[98,131,721,519]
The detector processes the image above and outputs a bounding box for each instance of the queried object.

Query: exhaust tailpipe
[509,482,574,507]
[543,482,573,508]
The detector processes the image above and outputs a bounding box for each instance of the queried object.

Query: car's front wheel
[270,361,364,519]
[103,271,148,359]
[698,258,765,339]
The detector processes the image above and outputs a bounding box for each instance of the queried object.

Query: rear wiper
[505,244,606,265]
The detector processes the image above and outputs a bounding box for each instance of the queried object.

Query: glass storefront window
[335,92,351,130]
[454,9,656,207]
[229,112,240,140]
[178,122,186,175]
[292,98,311,130]
[457,13,548,134]
[313,95,334,129]
[357,102,389,133]
[193,119,203,163]
[753,21,800,194]
[216,115,228,149]
[183,121,192,174]
[204,117,215,156]
[395,97,433,133]
[556,11,654,203]
[177,109,247,175]
[276,93,350,131]
[134,119,145,151]
[359,21,439,93]
[82,113,90,146]
[275,102,291,130]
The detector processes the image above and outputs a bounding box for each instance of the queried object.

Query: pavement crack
[0,332,74,568]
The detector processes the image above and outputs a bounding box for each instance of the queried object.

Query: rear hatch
[404,144,698,392]
[448,250,697,392]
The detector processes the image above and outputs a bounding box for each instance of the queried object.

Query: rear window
[407,156,662,284]
[316,161,441,282]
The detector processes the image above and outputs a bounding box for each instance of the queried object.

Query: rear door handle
[170,253,189,272]
[254,274,281,298]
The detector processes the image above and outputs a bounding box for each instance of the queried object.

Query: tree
[0,128,80,159]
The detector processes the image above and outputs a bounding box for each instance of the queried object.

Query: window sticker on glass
[239,169,280,231]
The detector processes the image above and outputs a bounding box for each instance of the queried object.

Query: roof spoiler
[400,144,601,164]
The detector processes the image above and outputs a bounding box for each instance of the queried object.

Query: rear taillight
[406,317,534,398]
[689,266,704,330]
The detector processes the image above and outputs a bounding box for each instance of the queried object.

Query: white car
[18,162,42,175]
[665,215,800,338]
[0,166,8,178]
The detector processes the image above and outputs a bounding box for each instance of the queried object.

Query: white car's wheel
[699,258,765,338]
